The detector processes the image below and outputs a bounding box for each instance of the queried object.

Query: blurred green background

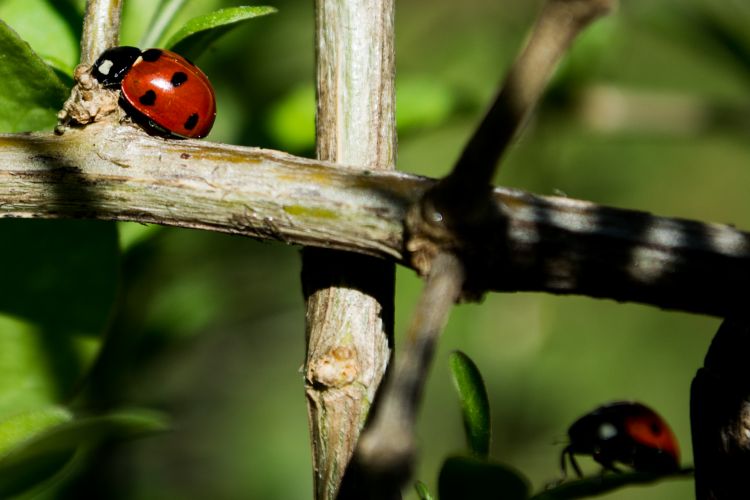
[2,0,750,498]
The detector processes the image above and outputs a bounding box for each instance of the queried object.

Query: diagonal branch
[446,0,616,193]
[355,252,465,490]
[1,124,749,317]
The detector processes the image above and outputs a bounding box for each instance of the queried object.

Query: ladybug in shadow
[91,46,216,139]
[560,401,680,479]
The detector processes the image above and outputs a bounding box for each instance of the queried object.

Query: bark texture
[303,1,397,498]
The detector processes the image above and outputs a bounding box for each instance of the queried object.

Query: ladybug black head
[92,46,142,87]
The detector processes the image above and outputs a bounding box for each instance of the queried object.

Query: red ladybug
[92,46,216,138]
[560,401,680,478]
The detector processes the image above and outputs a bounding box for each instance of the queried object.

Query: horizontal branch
[2,124,748,317]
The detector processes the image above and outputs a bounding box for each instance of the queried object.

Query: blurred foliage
[0,0,749,498]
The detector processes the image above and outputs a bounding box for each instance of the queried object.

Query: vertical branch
[303,1,396,499]
[691,316,750,499]
[80,0,123,65]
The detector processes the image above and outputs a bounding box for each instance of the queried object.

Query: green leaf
[415,480,435,500]
[0,0,81,76]
[449,351,491,458]
[0,407,73,458]
[530,468,694,500]
[0,220,120,415]
[439,455,530,500]
[0,409,169,498]
[0,20,68,132]
[165,6,278,60]
[140,0,189,48]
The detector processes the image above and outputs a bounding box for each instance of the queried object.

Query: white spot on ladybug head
[98,59,114,75]
[598,422,618,441]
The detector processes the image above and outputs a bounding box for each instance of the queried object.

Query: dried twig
[354,253,464,491]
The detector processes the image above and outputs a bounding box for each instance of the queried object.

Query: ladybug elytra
[560,401,680,478]
[92,46,216,139]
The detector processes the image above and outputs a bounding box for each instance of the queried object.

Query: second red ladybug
[560,401,680,478]
[92,46,216,139]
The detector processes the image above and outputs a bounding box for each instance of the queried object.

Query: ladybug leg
[569,455,584,478]
[594,455,622,474]
[560,446,583,479]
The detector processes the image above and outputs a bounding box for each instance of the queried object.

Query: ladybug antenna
[551,435,568,446]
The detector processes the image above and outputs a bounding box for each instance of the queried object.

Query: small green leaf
[530,468,694,500]
[0,407,73,458]
[449,351,491,458]
[166,6,278,60]
[439,455,530,500]
[5,409,170,461]
[415,480,435,500]
[0,408,168,498]
[0,20,68,132]
[140,0,189,48]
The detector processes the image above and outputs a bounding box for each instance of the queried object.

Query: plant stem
[80,0,123,65]
[304,1,397,498]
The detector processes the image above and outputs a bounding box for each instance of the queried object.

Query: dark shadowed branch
[351,0,620,491]
[692,317,750,499]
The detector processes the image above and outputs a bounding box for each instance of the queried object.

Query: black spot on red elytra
[184,113,199,131]
[141,49,162,62]
[139,90,157,106]
[171,72,188,87]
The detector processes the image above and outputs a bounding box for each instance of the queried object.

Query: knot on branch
[405,180,507,301]
[56,63,121,135]
[308,346,359,389]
